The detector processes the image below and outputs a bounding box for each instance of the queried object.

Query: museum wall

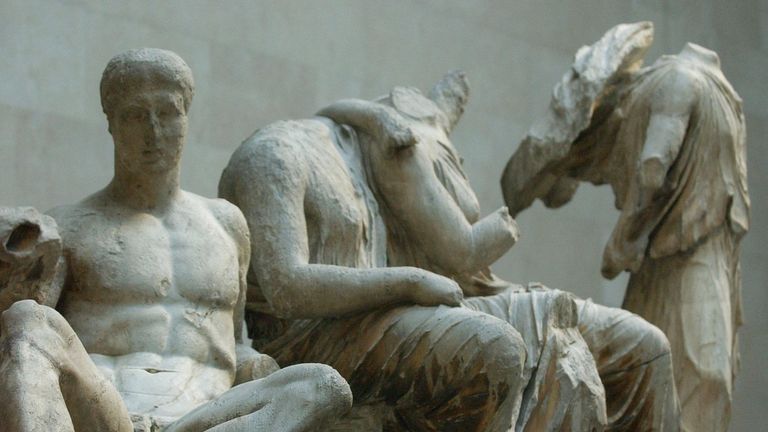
[0,0,765,429]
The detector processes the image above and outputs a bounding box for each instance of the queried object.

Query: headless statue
[502,22,748,432]
[0,49,351,432]
[616,43,747,432]
[319,71,681,431]
[220,70,681,430]
[220,96,527,431]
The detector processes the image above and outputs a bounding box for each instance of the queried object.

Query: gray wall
[1,0,764,429]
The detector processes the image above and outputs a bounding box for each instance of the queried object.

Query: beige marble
[502,22,748,432]
[222,70,680,431]
[220,94,526,431]
[1,3,766,430]
[326,71,679,431]
[0,207,63,313]
[0,48,351,432]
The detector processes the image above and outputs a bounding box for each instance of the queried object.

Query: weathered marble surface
[501,21,654,215]
[326,72,679,431]
[222,69,680,431]
[502,22,748,432]
[0,207,63,313]
[0,48,351,432]
[220,112,525,431]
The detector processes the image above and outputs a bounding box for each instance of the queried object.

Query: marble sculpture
[220,55,679,432]
[502,22,749,432]
[0,20,743,432]
[0,49,352,432]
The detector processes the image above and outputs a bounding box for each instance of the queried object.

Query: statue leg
[264,306,528,432]
[0,300,133,432]
[577,298,681,431]
[623,230,739,432]
[464,286,608,431]
[164,364,352,432]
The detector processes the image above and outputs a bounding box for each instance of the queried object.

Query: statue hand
[409,270,463,307]
[235,345,280,384]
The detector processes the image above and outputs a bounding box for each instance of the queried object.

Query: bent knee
[1,300,68,331]
[1,299,46,326]
[636,319,672,361]
[580,301,672,365]
[451,312,527,384]
[302,364,353,411]
[0,301,73,359]
[483,322,527,385]
[1,300,53,338]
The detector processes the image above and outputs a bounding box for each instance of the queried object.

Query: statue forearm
[317,99,417,151]
[260,264,461,319]
[317,99,386,133]
[265,265,412,318]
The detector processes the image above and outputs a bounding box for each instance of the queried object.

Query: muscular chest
[65,212,239,306]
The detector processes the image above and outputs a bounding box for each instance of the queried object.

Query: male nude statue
[0,48,351,432]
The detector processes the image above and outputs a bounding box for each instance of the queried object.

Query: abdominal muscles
[66,300,237,419]
[91,351,233,419]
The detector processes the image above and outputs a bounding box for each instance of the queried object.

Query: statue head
[100,48,194,174]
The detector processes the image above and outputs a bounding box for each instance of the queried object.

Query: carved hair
[100,48,195,118]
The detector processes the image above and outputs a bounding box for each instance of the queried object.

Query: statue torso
[49,191,240,418]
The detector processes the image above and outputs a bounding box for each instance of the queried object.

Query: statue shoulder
[191,193,250,248]
[45,192,109,242]
[226,119,332,176]
[653,60,701,97]
[220,120,328,204]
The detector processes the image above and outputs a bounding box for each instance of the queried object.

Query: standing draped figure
[502,22,749,432]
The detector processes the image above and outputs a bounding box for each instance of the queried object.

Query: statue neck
[108,168,181,212]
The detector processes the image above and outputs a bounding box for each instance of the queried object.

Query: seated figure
[0,48,352,432]
[221,70,681,430]
[316,71,681,431]
[219,102,528,431]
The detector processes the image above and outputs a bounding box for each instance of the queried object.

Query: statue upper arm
[220,141,311,312]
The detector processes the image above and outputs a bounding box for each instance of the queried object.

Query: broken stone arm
[636,72,695,201]
[317,99,418,151]
[601,68,696,278]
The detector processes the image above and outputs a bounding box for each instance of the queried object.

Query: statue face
[109,83,188,174]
